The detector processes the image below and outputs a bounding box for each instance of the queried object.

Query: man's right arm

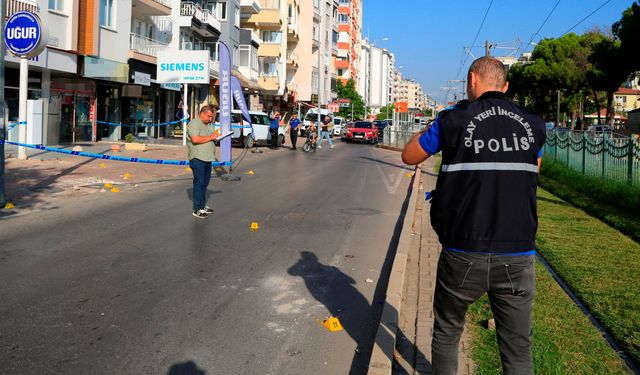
[401,117,442,165]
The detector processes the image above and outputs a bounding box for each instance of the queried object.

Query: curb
[368,166,423,375]
[377,144,404,152]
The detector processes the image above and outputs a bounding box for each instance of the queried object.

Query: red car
[345,121,379,144]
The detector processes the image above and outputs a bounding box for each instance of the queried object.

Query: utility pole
[485,40,492,57]
[0,0,6,207]
[556,89,561,126]
[317,0,325,138]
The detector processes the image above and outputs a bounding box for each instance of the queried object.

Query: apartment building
[398,78,427,110]
[335,0,360,86]
[3,0,352,144]
[359,38,395,114]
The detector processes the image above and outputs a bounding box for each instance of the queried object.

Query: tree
[376,104,394,120]
[335,79,366,120]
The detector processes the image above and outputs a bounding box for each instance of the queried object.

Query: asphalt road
[0,140,414,375]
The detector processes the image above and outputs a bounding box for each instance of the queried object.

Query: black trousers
[290,129,298,149]
[270,128,279,148]
[432,250,536,375]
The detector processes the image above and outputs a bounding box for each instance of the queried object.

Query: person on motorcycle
[308,120,318,147]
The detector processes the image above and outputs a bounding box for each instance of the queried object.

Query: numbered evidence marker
[246,170,255,175]
[250,222,259,230]
[320,317,344,332]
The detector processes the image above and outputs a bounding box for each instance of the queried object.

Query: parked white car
[302,108,335,136]
[215,110,285,147]
[333,117,346,136]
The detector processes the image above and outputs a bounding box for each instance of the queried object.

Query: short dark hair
[200,105,214,114]
[468,57,507,88]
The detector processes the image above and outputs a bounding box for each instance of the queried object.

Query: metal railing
[129,33,168,57]
[545,130,640,186]
[180,1,219,29]
[5,0,38,17]
[260,0,279,9]
[381,128,417,150]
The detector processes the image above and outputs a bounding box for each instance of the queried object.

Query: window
[239,45,250,67]
[338,14,348,23]
[235,6,240,28]
[262,31,282,43]
[205,42,219,60]
[100,0,114,27]
[216,1,227,20]
[233,46,239,66]
[49,0,63,12]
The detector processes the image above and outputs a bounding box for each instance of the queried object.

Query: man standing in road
[270,111,281,149]
[402,57,546,375]
[317,115,334,149]
[187,105,221,219]
[288,113,301,150]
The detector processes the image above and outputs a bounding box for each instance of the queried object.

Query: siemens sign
[4,11,46,57]
[157,51,210,84]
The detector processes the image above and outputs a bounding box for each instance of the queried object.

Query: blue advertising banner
[218,42,232,163]
[231,76,254,140]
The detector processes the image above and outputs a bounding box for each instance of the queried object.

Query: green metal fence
[545,130,640,186]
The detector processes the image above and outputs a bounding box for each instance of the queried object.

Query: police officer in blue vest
[402,57,546,375]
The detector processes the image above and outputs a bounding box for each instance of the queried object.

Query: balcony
[240,0,260,14]
[129,33,168,64]
[286,51,298,69]
[259,72,280,92]
[335,59,349,69]
[132,0,171,18]
[244,0,282,28]
[258,43,280,57]
[178,1,221,38]
[287,24,299,42]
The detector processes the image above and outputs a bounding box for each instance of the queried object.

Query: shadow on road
[167,360,207,375]
[288,251,428,375]
[359,156,414,171]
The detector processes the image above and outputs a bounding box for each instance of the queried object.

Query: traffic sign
[4,12,45,57]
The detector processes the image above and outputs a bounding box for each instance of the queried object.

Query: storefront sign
[4,11,46,57]
[160,83,181,91]
[157,51,210,84]
[395,102,409,113]
[134,71,151,86]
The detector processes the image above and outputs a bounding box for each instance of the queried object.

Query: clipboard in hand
[217,130,234,140]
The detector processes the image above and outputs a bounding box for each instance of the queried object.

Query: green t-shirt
[187,117,216,162]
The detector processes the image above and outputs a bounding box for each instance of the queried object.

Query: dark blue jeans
[432,250,536,375]
[189,158,212,211]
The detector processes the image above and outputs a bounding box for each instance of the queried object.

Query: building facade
[359,38,395,114]
[398,78,427,110]
[335,0,360,86]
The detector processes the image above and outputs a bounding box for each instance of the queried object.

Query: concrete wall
[98,0,132,63]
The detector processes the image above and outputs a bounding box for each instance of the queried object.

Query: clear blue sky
[363,0,634,105]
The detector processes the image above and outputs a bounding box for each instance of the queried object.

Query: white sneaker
[317,145,322,149]
[330,145,335,149]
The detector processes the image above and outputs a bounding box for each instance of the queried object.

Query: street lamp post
[0,0,6,207]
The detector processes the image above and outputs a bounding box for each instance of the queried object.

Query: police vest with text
[431,92,546,253]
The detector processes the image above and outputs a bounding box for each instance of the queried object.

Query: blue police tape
[97,119,188,127]
[0,140,232,167]
[96,120,252,129]
[7,121,27,130]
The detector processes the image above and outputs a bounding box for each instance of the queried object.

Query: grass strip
[540,157,640,242]
[468,261,628,374]
[535,188,640,364]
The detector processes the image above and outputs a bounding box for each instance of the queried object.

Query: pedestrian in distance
[288,113,302,150]
[402,57,546,375]
[187,105,222,219]
[317,115,334,149]
[269,111,281,149]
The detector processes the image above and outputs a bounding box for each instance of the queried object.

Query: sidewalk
[367,157,475,375]
[393,157,475,375]
[2,140,286,212]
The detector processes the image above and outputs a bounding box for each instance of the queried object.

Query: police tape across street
[0,139,233,167]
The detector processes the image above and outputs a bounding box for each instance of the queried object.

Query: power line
[561,0,612,36]
[455,0,495,79]
[523,0,562,54]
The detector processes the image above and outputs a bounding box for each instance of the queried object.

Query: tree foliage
[507,1,640,126]
[335,79,366,120]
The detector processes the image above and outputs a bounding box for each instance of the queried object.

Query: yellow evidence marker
[246,170,255,175]
[250,222,259,230]
[185,167,192,172]
[406,172,414,177]
[4,202,15,209]
[320,317,343,332]
[99,163,106,168]
[110,187,120,193]
[104,183,113,189]
[122,173,132,180]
